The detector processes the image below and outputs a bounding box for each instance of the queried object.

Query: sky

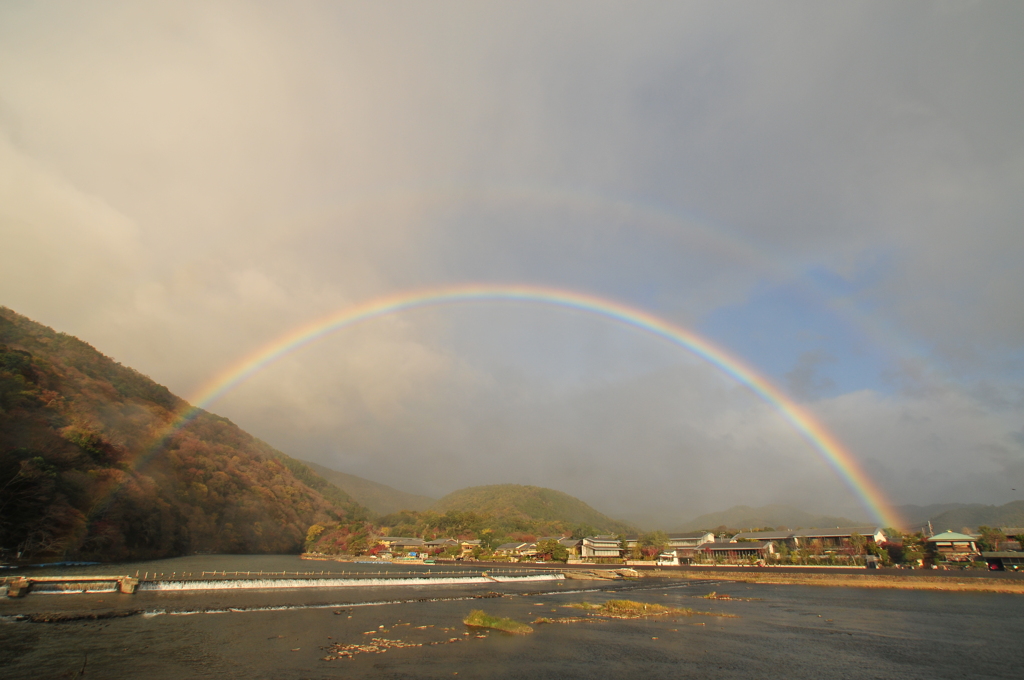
[2,1,1023,528]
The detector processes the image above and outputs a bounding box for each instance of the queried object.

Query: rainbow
[141,283,903,529]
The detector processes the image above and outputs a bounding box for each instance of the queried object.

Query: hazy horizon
[3,2,1023,529]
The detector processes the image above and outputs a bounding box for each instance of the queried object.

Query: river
[1,555,1020,679]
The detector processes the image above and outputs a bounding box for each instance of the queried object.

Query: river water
[1,555,1021,679]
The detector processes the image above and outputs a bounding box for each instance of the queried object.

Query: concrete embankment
[635,568,1024,594]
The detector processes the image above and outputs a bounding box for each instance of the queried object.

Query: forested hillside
[0,307,368,562]
[427,484,633,536]
[301,460,435,515]
[304,483,634,555]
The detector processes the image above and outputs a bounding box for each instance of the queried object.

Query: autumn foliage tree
[0,308,368,562]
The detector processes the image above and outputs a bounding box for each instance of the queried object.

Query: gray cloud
[2,1,1022,526]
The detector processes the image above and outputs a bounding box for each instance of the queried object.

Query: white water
[139,573,563,592]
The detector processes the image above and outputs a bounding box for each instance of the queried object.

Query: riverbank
[640,568,1024,594]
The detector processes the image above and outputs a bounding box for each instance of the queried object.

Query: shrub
[463,610,533,634]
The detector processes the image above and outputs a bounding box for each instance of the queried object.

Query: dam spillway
[3,570,564,597]
[141,572,563,591]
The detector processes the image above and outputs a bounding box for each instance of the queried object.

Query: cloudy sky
[2,1,1022,527]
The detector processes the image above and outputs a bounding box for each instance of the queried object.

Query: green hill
[0,307,369,562]
[301,460,435,515]
[429,484,634,535]
[677,504,863,533]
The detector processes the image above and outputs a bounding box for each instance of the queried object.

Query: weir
[2,571,563,597]
[4,575,139,597]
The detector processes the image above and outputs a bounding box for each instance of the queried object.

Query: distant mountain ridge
[430,484,634,535]
[925,501,1024,532]
[676,504,864,532]
[301,460,435,516]
[0,306,368,561]
[896,503,972,530]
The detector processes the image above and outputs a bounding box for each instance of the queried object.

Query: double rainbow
[141,283,902,529]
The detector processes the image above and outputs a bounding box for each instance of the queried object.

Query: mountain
[301,460,435,515]
[896,503,972,531]
[0,307,368,562]
[429,484,634,535]
[676,504,864,532]
[925,501,1024,533]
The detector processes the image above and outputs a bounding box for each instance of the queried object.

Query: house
[656,551,680,566]
[927,531,980,563]
[558,537,583,557]
[796,527,887,549]
[494,542,530,557]
[425,538,459,554]
[533,536,582,558]
[580,535,622,559]
[982,552,1024,571]
[997,528,1024,551]
[378,537,426,554]
[459,540,482,557]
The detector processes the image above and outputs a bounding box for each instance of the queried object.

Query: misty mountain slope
[926,501,1024,532]
[429,484,634,535]
[896,503,971,530]
[301,460,435,515]
[0,307,368,561]
[677,504,864,532]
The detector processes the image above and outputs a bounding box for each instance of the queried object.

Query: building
[494,542,530,557]
[927,531,980,563]
[997,528,1024,551]
[698,540,775,564]
[731,530,799,548]
[459,540,482,557]
[580,535,622,559]
[378,537,425,554]
[667,532,715,549]
[424,538,459,554]
[557,537,583,557]
[982,552,1024,571]
[622,532,713,554]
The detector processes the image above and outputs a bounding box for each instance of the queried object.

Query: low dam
[2,568,564,597]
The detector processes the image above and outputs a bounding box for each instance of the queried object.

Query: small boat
[423,560,435,565]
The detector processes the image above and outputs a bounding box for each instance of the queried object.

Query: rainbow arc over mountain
[146,283,903,529]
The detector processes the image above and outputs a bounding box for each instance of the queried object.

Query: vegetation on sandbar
[569,599,727,619]
[463,609,534,634]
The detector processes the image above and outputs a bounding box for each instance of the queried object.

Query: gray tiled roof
[732,531,794,541]
[796,527,882,539]
[495,542,528,551]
